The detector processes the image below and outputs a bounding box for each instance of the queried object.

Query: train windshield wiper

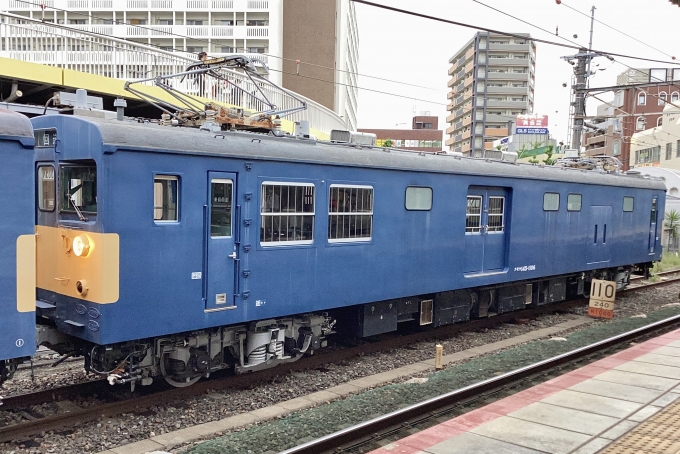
[69,194,88,222]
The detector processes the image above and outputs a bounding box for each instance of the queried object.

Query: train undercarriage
[30,263,651,390]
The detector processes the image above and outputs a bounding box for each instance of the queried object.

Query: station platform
[370,328,680,454]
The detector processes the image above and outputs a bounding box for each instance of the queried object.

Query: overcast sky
[353,0,680,143]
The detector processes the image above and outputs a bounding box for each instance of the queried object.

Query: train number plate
[588,279,616,319]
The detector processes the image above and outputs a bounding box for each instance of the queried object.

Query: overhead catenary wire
[350,0,680,67]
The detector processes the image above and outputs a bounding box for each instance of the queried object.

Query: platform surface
[370,327,680,454]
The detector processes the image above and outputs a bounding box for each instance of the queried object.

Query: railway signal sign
[588,279,616,319]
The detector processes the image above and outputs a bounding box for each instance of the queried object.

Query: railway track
[1,272,680,444]
[280,311,680,454]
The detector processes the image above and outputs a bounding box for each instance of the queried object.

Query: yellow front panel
[36,225,119,304]
[16,234,36,313]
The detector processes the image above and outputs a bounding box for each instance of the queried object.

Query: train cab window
[543,193,559,211]
[154,175,178,221]
[38,165,55,211]
[210,179,232,236]
[60,163,97,214]
[623,196,635,212]
[405,186,432,210]
[328,185,373,242]
[260,183,315,245]
[567,193,582,211]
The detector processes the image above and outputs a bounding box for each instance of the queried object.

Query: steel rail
[280,312,680,454]
[1,274,679,443]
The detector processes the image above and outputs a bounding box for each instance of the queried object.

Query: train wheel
[164,374,201,388]
[160,353,202,388]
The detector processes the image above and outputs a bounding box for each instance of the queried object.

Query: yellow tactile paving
[599,401,680,453]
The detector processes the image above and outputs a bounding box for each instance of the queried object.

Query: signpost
[588,279,616,319]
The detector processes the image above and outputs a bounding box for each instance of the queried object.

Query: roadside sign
[588,279,616,319]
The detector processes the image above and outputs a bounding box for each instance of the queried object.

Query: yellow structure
[0,57,328,139]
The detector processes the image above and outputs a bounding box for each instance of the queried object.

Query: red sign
[516,115,548,127]
[588,307,614,319]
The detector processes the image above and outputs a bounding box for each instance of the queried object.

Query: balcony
[455,108,464,118]
[448,65,457,76]
[486,86,528,95]
[586,134,606,146]
[465,47,474,59]
[455,83,464,94]
[455,120,463,130]
[4,0,245,10]
[445,137,455,147]
[585,146,606,157]
[445,124,457,135]
[486,100,528,109]
[463,116,471,126]
[485,128,508,136]
[487,72,530,80]
[462,130,471,140]
[455,134,463,142]
[488,43,531,52]
[488,57,529,66]
[465,61,474,73]
[446,113,456,123]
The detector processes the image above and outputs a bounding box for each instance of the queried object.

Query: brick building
[358,116,443,152]
[583,68,680,170]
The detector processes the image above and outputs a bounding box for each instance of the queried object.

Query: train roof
[0,108,34,145]
[44,115,667,191]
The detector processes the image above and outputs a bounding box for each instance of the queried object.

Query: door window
[466,196,482,232]
[487,196,505,232]
[38,165,55,211]
[211,179,232,237]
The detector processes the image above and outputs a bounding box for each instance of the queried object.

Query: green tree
[542,145,555,165]
[382,139,393,148]
[665,210,680,252]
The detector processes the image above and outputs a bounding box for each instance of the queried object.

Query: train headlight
[72,235,91,257]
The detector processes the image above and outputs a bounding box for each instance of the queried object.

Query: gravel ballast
[1,281,679,454]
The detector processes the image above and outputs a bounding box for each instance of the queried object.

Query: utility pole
[562,5,597,155]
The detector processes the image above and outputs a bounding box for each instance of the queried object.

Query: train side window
[38,165,55,212]
[154,175,179,221]
[260,182,315,245]
[623,196,634,212]
[405,186,432,210]
[567,193,582,211]
[60,163,97,214]
[328,185,373,242]
[543,192,559,211]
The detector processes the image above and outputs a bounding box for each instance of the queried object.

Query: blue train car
[0,109,36,385]
[30,113,665,387]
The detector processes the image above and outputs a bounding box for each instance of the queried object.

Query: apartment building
[0,0,359,129]
[446,32,535,156]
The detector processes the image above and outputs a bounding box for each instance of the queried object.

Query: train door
[649,196,659,254]
[587,205,612,264]
[464,187,508,274]
[204,172,238,311]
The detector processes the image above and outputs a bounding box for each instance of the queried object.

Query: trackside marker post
[588,279,616,319]
[435,344,443,369]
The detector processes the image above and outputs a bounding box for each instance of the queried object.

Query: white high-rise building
[1,0,358,129]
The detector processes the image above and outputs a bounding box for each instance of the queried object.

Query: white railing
[211,0,232,7]
[0,11,346,134]
[247,0,267,8]
[246,26,267,37]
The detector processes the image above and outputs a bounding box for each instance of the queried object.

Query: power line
[559,1,676,61]
[351,0,680,66]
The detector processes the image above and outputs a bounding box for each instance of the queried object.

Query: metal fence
[0,11,346,133]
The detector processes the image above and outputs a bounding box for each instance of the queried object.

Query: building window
[636,116,646,130]
[677,140,680,158]
[636,146,661,164]
[673,92,680,102]
[613,141,621,156]
[638,92,646,106]
[154,175,178,221]
[186,20,203,25]
[650,68,667,83]
[659,92,667,105]
[423,123,433,129]
[623,197,634,212]
[221,46,235,53]
[658,117,664,127]
[260,183,315,245]
[667,142,673,160]
[405,187,432,211]
[186,46,204,53]
[543,193,559,211]
[328,185,373,242]
[674,69,680,81]
[158,19,173,25]
[567,194,582,212]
